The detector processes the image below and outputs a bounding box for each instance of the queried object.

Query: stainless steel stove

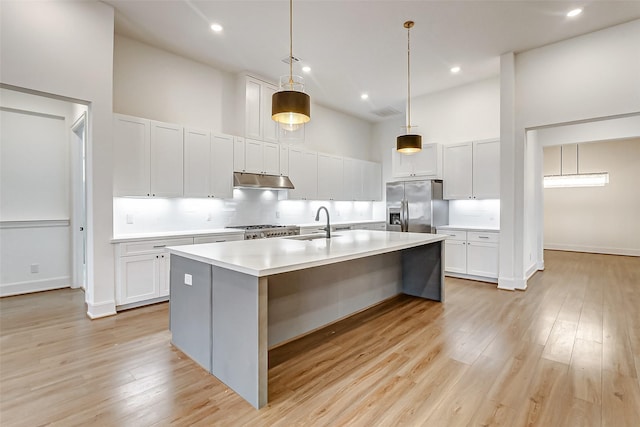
[229,224,301,240]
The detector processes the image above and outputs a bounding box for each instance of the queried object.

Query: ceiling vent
[281,56,301,64]
[372,106,402,118]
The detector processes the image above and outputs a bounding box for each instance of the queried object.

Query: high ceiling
[105,0,640,123]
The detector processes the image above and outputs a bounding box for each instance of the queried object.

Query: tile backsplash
[448,199,500,228]
[113,190,381,236]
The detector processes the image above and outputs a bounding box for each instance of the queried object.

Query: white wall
[496,19,640,290]
[1,0,116,317]
[113,35,237,134]
[0,91,73,296]
[543,139,640,256]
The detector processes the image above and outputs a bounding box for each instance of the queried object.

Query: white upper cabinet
[236,138,279,174]
[363,161,382,201]
[443,143,473,199]
[240,75,279,143]
[210,134,234,198]
[184,130,234,199]
[391,143,442,179]
[279,145,289,176]
[342,158,381,201]
[317,153,343,200]
[150,121,184,197]
[443,139,499,200]
[113,114,183,197]
[472,139,500,199]
[183,128,211,198]
[288,148,317,200]
[114,114,150,196]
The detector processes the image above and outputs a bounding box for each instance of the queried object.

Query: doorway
[71,113,87,289]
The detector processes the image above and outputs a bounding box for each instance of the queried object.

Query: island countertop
[167,230,447,277]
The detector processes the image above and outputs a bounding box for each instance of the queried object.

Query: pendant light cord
[289,0,294,87]
[406,24,412,132]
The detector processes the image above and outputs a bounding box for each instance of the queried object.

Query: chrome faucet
[315,206,331,239]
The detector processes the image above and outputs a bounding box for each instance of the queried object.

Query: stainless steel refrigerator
[386,180,448,233]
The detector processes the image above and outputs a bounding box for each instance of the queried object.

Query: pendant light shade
[397,134,422,154]
[397,20,422,154]
[272,0,310,135]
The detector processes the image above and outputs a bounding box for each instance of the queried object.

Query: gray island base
[168,230,446,409]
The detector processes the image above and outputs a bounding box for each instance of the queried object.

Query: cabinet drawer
[194,234,244,244]
[467,231,499,243]
[121,238,194,255]
[439,230,467,241]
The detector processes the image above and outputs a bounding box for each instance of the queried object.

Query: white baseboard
[525,263,538,280]
[497,276,527,291]
[87,300,117,319]
[444,272,498,284]
[0,276,70,297]
[536,260,545,271]
[544,243,639,257]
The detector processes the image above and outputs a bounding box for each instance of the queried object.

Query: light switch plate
[184,274,192,286]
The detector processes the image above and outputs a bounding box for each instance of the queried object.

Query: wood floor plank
[1,250,639,426]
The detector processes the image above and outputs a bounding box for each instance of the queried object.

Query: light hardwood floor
[1,250,639,426]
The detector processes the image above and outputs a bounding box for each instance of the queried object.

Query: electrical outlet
[30,264,39,274]
[184,274,192,286]
[207,213,213,222]
[275,211,280,219]
[126,214,134,224]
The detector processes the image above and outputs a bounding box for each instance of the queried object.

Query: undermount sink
[285,233,341,241]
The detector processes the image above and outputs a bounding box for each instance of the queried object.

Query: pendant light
[397,20,422,154]
[272,0,310,134]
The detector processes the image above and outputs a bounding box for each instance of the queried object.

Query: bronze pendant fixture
[397,20,422,154]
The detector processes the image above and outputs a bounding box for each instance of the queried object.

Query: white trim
[525,262,538,280]
[0,219,70,229]
[86,300,117,319]
[0,276,70,297]
[0,106,65,121]
[497,276,528,291]
[544,244,639,257]
[444,272,498,284]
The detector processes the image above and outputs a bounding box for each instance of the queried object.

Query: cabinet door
[443,143,473,200]
[183,128,211,198]
[363,161,381,201]
[158,253,170,297]
[150,121,184,197]
[302,150,318,200]
[233,137,245,172]
[342,158,358,201]
[113,114,150,196]
[473,139,500,199]
[287,148,305,199]
[353,159,365,201]
[317,154,343,200]
[467,242,499,278]
[244,139,264,173]
[118,254,160,305]
[245,77,262,140]
[262,142,280,175]
[412,143,441,177]
[391,148,414,178]
[279,145,289,176]
[211,134,234,198]
[444,240,467,274]
[262,83,279,143]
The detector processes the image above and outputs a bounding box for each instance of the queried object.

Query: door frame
[70,111,87,290]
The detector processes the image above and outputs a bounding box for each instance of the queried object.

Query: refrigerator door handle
[402,200,408,232]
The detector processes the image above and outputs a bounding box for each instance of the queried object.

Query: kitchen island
[167,230,446,408]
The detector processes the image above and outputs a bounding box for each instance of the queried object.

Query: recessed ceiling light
[210,23,223,32]
[361,93,369,100]
[302,66,311,73]
[450,66,461,74]
[567,8,582,17]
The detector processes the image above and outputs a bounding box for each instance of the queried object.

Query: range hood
[233,172,295,190]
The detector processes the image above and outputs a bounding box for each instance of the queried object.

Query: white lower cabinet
[115,234,244,308]
[441,229,499,282]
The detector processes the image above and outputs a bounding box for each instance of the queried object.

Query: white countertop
[111,228,245,243]
[168,230,446,277]
[437,225,500,232]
